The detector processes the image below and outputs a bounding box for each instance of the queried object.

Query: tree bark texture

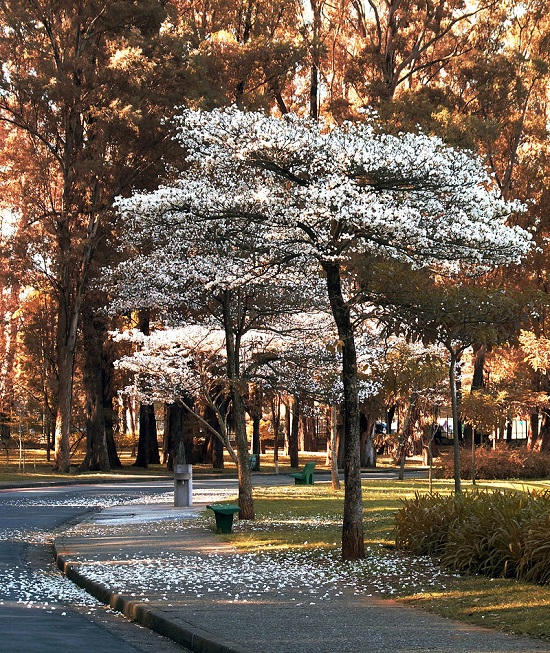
[330,405,341,490]
[164,400,196,471]
[222,290,254,519]
[449,350,462,494]
[203,403,224,469]
[539,412,550,453]
[53,341,75,473]
[289,395,300,468]
[360,412,377,468]
[80,300,121,472]
[323,261,364,560]
[81,306,110,472]
[134,403,159,467]
[249,385,262,470]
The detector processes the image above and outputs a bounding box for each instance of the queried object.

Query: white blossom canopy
[115,107,533,270]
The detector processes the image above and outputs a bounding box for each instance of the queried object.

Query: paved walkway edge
[54,540,258,653]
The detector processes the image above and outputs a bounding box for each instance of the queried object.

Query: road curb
[54,539,259,653]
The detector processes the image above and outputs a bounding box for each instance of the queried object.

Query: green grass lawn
[225,478,550,643]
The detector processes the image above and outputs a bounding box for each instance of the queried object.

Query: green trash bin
[207,504,241,534]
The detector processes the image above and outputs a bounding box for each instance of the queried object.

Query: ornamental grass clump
[395,489,550,585]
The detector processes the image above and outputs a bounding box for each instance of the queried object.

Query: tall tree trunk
[222,290,254,519]
[284,400,291,454]
[53,211,99,472]
[323,261,364,560]
[449,348,462,494]
[53,249,80,472]
[270,394,281,473]
[81,306,110,472]
[164,400,194,471]
[330,405,341,490]
[134,404,159,467]
[539,412,550,453]
[53,341,75,472]
[80,298,120,471]
[289,395,300,468]
[133,310,160,468]
[105,396,121,469]
[249,385,262,470]
[309,0,321,119]
[44,411,54,462]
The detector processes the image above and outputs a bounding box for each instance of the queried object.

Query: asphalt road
[0,481,192,653]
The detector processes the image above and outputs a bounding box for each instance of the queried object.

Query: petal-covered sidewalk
[54,502,550,653]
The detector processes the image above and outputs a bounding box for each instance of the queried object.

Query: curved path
[0,481,189,653]
[51,475,550,653]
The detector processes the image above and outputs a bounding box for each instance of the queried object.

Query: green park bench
[289,461,316,485]
[207,503,241,534]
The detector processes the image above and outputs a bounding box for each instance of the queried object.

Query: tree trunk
[289,395,300,468]
[134,403,159,467]
[133,310,160,468]
[44,410,54,462]
[270,394,281,474]
[309,0,321,120]
[304,414,316,451]
[80,304,111,472]
[53,246,79,473]
[164,400,195,471]
[222,290,254,519]
[53,342,74,472]
[211,430,225,469]
[330,405,341,490]
[449,348,462,494]
[249,385,262,470]
[528,409,539,450]
[323,261,364,560]
[203,403,224,469]
[53,211,98,472]
[105,398,121,469]
[360,412,377,468]
[539,412,550,453]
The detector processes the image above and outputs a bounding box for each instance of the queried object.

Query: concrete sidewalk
[54,502,550,653]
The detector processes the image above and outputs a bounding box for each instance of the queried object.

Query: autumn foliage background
[1,0,550,477]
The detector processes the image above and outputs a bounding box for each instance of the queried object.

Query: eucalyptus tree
[112,106,531,557]
[0,0,184,471]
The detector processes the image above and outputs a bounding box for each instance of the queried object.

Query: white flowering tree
[114,107,532,559]
[110,197,326,519]
[113,326,253,467]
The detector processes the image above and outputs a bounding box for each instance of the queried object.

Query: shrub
[434,444,550,480]
[395,489,550,586]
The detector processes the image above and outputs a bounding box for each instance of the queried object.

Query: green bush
[395,490,550,586]
[434,444,550,480]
